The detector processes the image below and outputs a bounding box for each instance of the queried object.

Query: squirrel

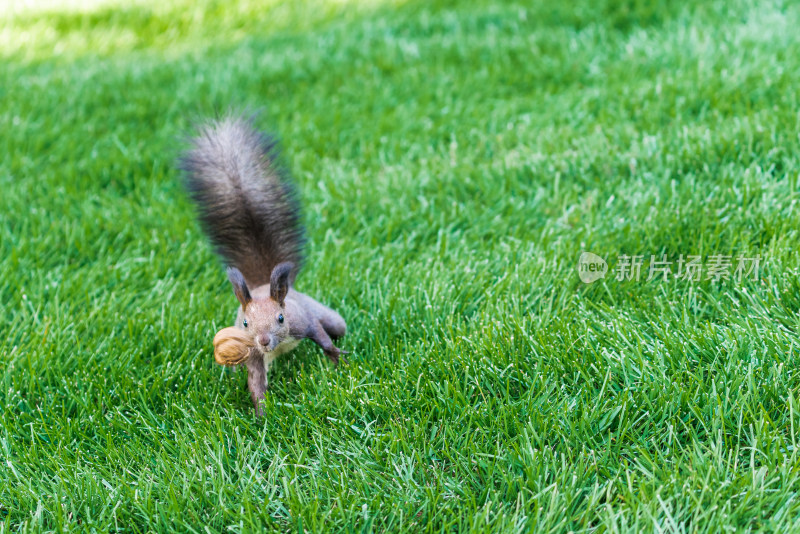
[179,115,347,416]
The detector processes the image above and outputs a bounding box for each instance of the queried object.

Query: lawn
[2,0,800,531]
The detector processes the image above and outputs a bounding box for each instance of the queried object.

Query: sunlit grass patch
[0,0,408,60]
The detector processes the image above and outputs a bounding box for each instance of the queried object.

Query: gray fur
[179,115,305,288]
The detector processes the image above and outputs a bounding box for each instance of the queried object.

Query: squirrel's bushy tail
[180,115,305,288]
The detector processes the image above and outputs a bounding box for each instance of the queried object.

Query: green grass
[2,0,800,531]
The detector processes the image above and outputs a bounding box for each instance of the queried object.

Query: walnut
[213,327,254,366]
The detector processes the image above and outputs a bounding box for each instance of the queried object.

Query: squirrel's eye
[243,319,248,328]
[278,314,284,324]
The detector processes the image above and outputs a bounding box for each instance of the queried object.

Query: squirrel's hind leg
[308,300,346,340]
[319,312,346,340]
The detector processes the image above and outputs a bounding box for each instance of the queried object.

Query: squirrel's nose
[258,333,272,347]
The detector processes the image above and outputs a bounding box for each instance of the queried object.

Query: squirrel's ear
[270,262,293,307]
[227,267,252,310]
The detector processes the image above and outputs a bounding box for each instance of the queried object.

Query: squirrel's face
[227,263,294,353]
[240,297,289,352]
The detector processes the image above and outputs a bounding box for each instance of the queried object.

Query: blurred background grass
[2,0,800,531]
